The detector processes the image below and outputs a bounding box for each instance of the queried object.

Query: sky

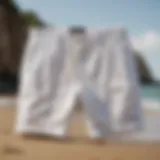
[15,0,160,80]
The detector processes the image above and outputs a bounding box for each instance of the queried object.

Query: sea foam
[142,99,160,111]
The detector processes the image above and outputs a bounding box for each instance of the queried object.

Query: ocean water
[141,84,160,102]
[0,84,159,110]
[141,84,160,110]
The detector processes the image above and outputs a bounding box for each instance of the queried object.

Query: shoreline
[0,96,160,141]
[0,96,159,111]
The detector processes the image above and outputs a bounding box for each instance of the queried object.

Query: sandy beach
[0,105,159,159]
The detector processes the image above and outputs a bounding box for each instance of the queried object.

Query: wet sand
[0,107,160,160]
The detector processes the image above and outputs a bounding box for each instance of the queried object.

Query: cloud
[131,31,160,54]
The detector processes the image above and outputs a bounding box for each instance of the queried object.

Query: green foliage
[7,0,45,27]
[21,11,45,27]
